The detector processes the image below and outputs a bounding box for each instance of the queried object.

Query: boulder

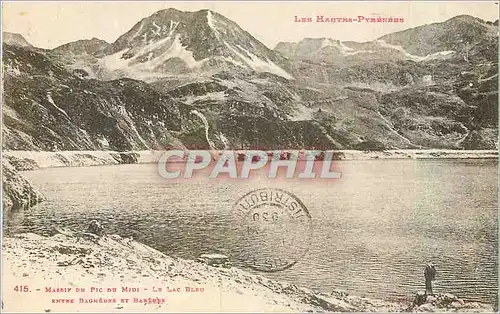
[198,253,231,268]
[413,291,428,306]
[409,292,492,312]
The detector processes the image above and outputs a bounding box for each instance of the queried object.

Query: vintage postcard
[1,1,499,312]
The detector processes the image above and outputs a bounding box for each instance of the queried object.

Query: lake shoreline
[3,149,498,171]
[3,149,497,212]
[2,231,495,313]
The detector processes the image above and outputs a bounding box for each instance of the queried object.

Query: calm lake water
[5,159,498,305]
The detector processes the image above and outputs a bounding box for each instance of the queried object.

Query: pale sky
[2,1,499,50]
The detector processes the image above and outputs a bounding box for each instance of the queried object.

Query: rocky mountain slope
[3,44,184,151]
[2,32,33,48]
[2,157,44,213]
[2,11,498,153]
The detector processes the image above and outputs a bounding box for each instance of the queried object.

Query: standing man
[424,262,437,295]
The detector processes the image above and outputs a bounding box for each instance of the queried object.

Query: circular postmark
[231,188,312,272]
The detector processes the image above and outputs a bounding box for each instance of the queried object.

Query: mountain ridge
[2,10,498,152]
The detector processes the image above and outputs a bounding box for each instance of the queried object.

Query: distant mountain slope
[52,37,110,56]
[3,32,33,48]
[378,15,498,57]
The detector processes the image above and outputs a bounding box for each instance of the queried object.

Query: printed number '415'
[14,286,29,292]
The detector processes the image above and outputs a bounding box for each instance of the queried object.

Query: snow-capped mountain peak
[97,8,292,81]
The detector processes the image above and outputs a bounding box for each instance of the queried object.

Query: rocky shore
[1,231,495,313]
[3,149,498,170]
[3,150,149,170]
[1,157,44,213]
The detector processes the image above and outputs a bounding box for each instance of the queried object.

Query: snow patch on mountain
[224,42,293,80]
[217,56,246,68]
[321,38,354,54]
[152,21,162,37]
[137,36,173,57]
[427,50,455,59]
[97,137,110,149]
[479,73,499,82]
[102,34,207,80]
[117,106,149,149]
[149,35,207,69]
[168,21,180,36]
[183,91,226,105]
[344,50,376,56]
[132,22,145,40]
[46,93,71,120]
[376,40,455,61]
[207,10,219,39]
[190,110,216,149]
[102,49,131,70]
[289,104,315,121]
[217,132,229,150]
